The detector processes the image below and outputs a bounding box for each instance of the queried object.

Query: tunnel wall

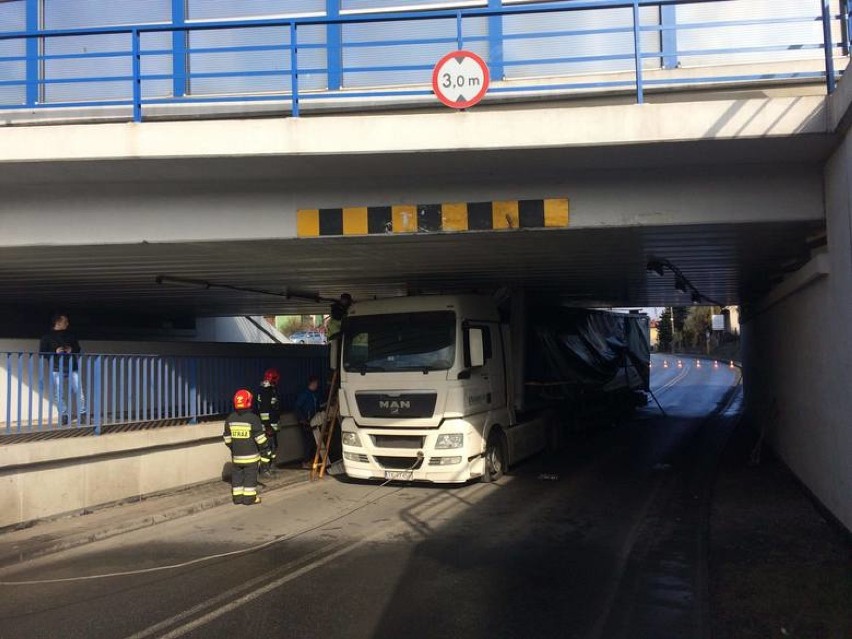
[742,130,852,533]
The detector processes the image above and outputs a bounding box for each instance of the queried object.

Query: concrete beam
[0,97,828,164]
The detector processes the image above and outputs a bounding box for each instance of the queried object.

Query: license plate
[384,470,413,481]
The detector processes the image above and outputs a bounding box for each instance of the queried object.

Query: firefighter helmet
[233,389,253,410]
[263,368,280,385]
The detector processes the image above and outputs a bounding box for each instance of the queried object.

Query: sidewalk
[709,421,852,639]
[0,467,310,570]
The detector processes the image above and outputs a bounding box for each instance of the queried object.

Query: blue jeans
[52,371,87,418]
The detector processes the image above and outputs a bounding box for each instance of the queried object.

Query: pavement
[0,467,309,570]
[0,356,847,638]
[709,419,852,639]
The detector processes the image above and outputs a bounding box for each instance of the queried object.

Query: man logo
[379,400,411,414]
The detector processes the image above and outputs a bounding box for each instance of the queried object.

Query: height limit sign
[432,50,490,109]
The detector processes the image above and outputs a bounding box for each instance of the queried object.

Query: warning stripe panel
[296,199,569,237]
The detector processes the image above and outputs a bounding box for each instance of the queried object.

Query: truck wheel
[483,432,506,482]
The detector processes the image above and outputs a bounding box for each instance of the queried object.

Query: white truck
[338,293,649,483]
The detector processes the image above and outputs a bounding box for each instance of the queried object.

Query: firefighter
[256,368,282,477]
[223,389,271,505]
[327,293,352,372]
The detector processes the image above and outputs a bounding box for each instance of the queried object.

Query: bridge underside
[0,220,822,318]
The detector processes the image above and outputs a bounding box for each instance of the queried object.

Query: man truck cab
[338,294,548,483]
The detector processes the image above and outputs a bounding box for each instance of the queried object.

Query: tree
[658,308,673,352]
[672,306,688,333]
[683,306,713,349]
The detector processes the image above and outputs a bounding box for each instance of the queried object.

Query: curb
[0,473,310,570]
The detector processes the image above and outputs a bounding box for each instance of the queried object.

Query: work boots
[242,494,261,506]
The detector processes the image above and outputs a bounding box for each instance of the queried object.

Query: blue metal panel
[502,2,660,79]
[0,0,26,106]
[342,15,488,88]
[343,0,483,9]
[676,0,828,67]
[187,0,324,21]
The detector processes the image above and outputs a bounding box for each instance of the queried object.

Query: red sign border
[431,50,491,109]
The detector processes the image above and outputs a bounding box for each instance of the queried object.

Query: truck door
[465,323,506,412]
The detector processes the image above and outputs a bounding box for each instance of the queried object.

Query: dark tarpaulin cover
[527,308,650,392]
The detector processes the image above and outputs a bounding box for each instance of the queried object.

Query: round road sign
[432,50,490,109]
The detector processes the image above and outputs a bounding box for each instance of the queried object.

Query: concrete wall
[0,417,305,529]
[742,130,852,532]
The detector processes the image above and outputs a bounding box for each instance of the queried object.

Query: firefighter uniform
[256,373,282,474]
[224,391,270,505]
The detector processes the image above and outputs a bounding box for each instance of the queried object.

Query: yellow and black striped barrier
[296,198,569,237]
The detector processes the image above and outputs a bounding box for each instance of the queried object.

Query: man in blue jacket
[295,375,321,469]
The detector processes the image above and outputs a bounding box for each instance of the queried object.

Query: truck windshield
[343,311,456,373]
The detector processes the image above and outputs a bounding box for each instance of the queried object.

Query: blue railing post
[131,29,142,121]
[660,4,678,70]
[189,358,198,424]
[632,0,644,104]
[5,353,12,434]
[171,0,187,98]
[487,0,505,82]
[290,22,300,117]
[25,0,39,106]
[823,0,837,94]
[93,355,102,435]
[326,0,342,91]
[456,10,464,50]
[16,354,23,432]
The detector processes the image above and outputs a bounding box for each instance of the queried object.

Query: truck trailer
[338,293,649,483]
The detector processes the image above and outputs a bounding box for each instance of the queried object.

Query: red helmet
[263,368,280,385]
[233,389,253,410]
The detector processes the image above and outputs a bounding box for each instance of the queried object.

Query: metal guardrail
[0,0,847,122]
[1,351,329,435]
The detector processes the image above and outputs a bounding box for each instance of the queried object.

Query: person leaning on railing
[39,311,87,426]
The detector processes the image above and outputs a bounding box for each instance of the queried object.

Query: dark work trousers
[231,462,259,504]
[300,421,317,461]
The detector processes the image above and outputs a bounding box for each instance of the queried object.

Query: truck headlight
[435,433,464,449]
[342,431,362,447]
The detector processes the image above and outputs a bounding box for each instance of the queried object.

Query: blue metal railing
[0,351,329,435]
[0,0,847,121]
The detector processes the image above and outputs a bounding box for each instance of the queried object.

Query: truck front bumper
[340,418,485,483]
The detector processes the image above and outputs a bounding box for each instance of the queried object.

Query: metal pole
[290,22,300,117]
[632,0,644,103]
[94,356,102,435]
[131,29,142,121]
[823,0,837,94]
[456,10,464,50]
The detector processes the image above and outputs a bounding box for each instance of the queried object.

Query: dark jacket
[39,330,81,373]
[255,382,282,426]
[294,388,320,424]
[223,409,270,465]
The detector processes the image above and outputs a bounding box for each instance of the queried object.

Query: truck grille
[372,435,425,449]
[374,456,424,470]
[356,393,437,418]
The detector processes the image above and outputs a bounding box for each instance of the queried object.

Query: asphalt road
[0,354,741,639]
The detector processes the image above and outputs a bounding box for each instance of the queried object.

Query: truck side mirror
[467,328,485,368]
